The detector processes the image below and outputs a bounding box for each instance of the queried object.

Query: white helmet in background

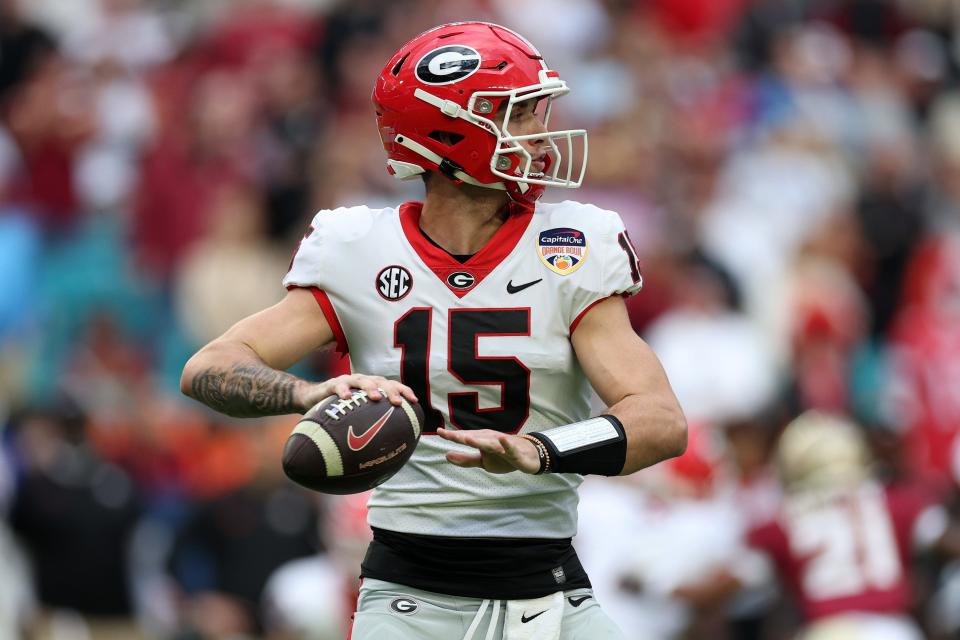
[776,411,871,493]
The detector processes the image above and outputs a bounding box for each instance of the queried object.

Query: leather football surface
[282,390,423,495]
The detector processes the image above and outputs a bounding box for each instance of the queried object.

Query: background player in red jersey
[676,411,960,640]
[180,20,686,640]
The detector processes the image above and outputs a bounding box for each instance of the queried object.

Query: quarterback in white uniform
[284,200,641,539]
[181,21,686,640]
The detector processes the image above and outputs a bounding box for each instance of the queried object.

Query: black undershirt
[361,528,591,599]
[419,226,474,263]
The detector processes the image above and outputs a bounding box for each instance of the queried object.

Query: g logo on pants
[390,597,420,615]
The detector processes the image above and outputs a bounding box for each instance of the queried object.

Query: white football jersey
[283,201,642,538]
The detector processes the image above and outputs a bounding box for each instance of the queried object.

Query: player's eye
[511,99,537,120]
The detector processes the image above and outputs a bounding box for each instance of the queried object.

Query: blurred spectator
[887,234,960,494]
[577,423,747,640]
[64,312,151,418]
[199,0,320,70]
[59,0,176,71]
[648,0,747,46]
[0,0,57,105]
[854,135,925,336]
[251,44,325,238]
[173,183,286,346]
[645,251,778,425]
[927,91,960,234]
[490,0,610,65]
[698,123,855,344]
[27,212,164,402]
[784,255,870,414]
[262,491,373,640]
[8,399,143,637]
[316,112,418,208]
[133,71,258,279]
[166,421,321,637]
[5,50,95,229]
[74,60,157,212]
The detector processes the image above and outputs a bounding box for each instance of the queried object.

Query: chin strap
[414,88,475,123]
[393,133,507,191]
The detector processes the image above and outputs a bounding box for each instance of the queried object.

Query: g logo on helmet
[415,45,482,85]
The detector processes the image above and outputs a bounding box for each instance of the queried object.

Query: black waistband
[360,527,591,600]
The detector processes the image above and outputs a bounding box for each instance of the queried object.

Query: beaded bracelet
[520,434,551,474]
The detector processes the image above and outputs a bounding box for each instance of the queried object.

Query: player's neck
[419,178,511,256]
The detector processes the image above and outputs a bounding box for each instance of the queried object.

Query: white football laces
[323,389,373,420]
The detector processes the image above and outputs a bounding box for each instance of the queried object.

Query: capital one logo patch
[377,265,412,301]
[538,227,588,275]
[415,45,481,85]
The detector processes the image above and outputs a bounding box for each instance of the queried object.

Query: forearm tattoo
[189,363,302,417]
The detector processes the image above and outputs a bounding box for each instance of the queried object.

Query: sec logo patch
[538,228,587,275]
[377,265,412,301]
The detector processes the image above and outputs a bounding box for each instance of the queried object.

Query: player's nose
[524,117,547,148]
[531,116,547,139]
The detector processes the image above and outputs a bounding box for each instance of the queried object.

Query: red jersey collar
[399,201,533,298]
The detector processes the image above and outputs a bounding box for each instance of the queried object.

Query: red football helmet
[372,22,588,204]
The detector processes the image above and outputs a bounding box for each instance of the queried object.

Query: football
[281,389,423,495]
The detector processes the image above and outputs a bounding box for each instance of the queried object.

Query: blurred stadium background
[1,0,960,638]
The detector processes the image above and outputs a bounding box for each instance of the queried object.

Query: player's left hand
[436,428,540,474]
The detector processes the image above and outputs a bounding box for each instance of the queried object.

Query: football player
[181,22,687,640]
[676,411,960,640]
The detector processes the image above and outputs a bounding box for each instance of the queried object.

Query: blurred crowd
[1,0,960,638]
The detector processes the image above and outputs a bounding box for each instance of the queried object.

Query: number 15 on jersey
[394,307,531,435]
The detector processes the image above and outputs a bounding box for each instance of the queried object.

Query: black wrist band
[530,415,627,476]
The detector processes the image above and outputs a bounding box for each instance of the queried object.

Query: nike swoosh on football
[567,595,592,607]
[347,407,395,451]
[506,278,542,294]
[520,610,547,623]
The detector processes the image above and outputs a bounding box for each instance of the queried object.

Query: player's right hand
[296,374,417,411]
